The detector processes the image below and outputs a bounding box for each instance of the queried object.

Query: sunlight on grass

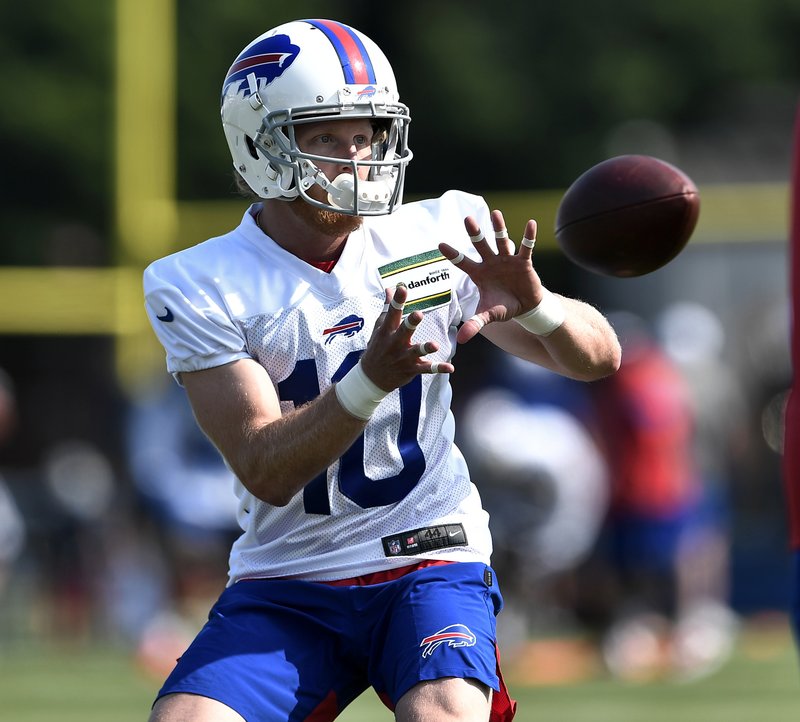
[0,623,796,722]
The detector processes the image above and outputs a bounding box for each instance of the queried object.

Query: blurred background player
[578,312,737,681]
[459,355,609,646]
[783,100,800,646]
[125,378,240,674]
[0,369,25,600]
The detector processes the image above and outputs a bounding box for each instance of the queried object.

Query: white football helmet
[221,19,412,216]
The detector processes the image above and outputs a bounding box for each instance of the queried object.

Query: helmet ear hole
[245,136,260,160]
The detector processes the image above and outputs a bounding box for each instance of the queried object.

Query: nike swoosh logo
[449,530,461,537]
[156,307,174,322]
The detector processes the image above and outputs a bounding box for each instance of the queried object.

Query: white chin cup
[326,173,393,214]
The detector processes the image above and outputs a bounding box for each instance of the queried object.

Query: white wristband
[334,360,388,420]
[513,288,566,337]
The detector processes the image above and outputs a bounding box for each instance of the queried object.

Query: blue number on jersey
[277,351,426,514]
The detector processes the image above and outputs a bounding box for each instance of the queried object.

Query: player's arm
[181,359,368,506]
[440,210,621,381]
[180,284,451,506]
[479,295,621,381]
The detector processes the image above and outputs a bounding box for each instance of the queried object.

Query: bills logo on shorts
[419,624,477,658]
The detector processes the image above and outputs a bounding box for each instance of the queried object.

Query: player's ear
[370,120,389,144]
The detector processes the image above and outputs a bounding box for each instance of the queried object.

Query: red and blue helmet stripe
[303,19,377,85]
[222,20,379,104]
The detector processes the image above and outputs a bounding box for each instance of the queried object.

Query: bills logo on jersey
[322,315,365,344]
[419,624,477,658]
[222,34,300,100]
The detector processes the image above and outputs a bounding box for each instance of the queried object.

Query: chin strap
[298,160,394,214]
[326,173,394,214]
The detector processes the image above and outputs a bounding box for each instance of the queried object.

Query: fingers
[451,213,536,265]
[375,285,406,338]
[518,219,537,261]
[439,241,479,273]
[403,313,421,332]
[406,323,454,373]
[491,209,514,256]
[406,337,454,375]
[386,282,408,321]
[427,361,454,374]
[457,314,487,344]
[440,214,506,269]
[375,286,453,375]
[463,216,495,261]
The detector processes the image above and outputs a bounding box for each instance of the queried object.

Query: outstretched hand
[439,210,545,343]
[360,283,456,391]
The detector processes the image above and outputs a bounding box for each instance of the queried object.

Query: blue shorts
[155,561,516,722]
[609,493,719,574]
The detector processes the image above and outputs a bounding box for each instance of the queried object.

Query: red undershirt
[308,258,338,273]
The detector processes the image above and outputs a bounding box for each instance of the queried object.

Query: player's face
[288,118,375,236]
[294,118,375,190]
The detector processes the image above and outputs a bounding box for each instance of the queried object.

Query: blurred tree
[0,1,113,265]
[1,0,798,261]
[371,0,800,192]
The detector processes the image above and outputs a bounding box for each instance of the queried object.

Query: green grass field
[0,626,797,722]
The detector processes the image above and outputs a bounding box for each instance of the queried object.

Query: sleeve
[143,257,251,381]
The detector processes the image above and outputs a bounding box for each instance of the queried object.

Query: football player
[144,19,621,722]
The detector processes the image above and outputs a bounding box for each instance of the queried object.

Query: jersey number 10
[278,351,426,514]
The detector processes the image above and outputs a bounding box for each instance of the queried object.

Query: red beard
[290,198,363,238]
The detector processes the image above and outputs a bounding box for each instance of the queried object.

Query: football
[554,155,700,277]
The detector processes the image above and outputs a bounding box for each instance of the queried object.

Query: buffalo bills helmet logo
[222,34,300,101]
[357,85,377,100]
[419,624,477,658]
[322,315,365,344]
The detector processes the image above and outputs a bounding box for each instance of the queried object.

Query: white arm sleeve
[143,259,250,380]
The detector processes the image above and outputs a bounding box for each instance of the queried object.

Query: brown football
[554,155,700,277]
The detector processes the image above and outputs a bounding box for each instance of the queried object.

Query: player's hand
[360,284,455,391]
[439,209,544,344]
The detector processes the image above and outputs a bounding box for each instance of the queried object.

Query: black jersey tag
[382,523,467,557]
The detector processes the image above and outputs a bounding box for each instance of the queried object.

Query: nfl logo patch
[388,539,402,555]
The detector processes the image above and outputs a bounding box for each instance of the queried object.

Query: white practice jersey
[143,190,495,583]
